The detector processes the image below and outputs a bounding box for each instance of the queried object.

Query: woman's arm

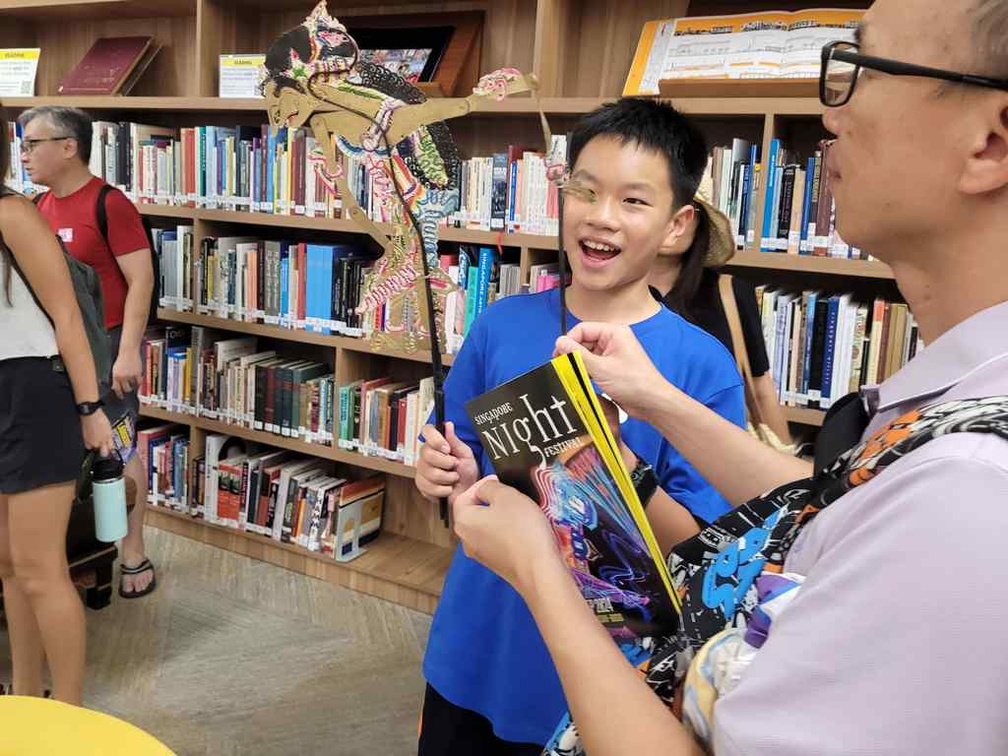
[453,479,704,756]
[1,195,113,455]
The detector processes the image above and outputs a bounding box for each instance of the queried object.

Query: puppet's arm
[309,114,390,249]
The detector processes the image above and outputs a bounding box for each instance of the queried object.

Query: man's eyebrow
[570,169,596,182]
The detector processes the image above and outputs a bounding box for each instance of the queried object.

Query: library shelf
[139,405,417,480]
[0,94,815,117]
[0,0,192,19]
[783,406,826,427]
[728,250,895,280]
[138,203,552,250]
[154,308,456,367]
[145,504,451,614]
[139,204,891,280]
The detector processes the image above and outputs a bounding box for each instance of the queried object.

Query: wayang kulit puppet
[259,4,564,513]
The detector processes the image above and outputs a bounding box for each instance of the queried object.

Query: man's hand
[452,476,563,596]
[111,350,143,399]
[556,323,668,420]
[415,421,479,504]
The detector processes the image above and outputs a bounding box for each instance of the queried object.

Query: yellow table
[0,696,175,755]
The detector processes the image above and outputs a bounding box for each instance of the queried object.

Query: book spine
[760,139,780,252]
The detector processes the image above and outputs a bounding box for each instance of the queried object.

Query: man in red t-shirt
[19,106,157,599]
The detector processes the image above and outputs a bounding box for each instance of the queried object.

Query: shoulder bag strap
[718,273,764,427]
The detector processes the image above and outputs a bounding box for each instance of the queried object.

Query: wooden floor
[0,528,432,755]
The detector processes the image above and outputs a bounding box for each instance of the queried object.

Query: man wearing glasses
[18,106,158,601]
[447,1,1008,754]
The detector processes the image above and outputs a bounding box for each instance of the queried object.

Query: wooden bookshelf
[783,406,825,427]
[138,205,894,280]
[146,505,451,613]
[155,308,456,366]
[728,250,894,280]
[0,0,879,614]
[139,404,417,479]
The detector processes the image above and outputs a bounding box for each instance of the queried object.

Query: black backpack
[33,184,161,324]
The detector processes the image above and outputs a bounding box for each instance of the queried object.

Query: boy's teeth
[583,240,617,253]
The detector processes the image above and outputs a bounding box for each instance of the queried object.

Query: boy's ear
[660,203,697,255]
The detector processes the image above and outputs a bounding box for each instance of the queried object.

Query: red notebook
[58,36,154,95]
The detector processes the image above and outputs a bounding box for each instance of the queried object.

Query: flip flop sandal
[119,558,157,599]
[1,683,52,697]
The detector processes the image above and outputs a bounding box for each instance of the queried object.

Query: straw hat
[693,194,737,268]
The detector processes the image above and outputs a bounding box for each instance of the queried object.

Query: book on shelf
[699,138,761,250]
[147,430,386,561]
[624,9,863,95]
[139,328,338,448]
[3,123,564,240]
[758,138,865,259]
[57,36,160,96]
[138,423,190,511]
[757,288,924,411]
[150,231,534,353]
[466,352,678,641]
[447,137,566,236]
[336,375,434,467]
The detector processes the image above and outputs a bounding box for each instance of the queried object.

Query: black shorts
[0,356,87,495]
[418,684,544,756]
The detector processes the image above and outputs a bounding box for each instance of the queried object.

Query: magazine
[624,8,863,95]
[466,352,679,641]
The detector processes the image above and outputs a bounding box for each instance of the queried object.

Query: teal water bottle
[92,454,128,543]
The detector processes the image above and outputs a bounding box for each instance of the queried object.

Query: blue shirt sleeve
[423,313,490,477]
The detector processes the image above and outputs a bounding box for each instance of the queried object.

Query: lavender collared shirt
[714,300,1008,756]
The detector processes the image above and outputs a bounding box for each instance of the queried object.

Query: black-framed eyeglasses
[19,136,72,155]
[820,40,1008,107]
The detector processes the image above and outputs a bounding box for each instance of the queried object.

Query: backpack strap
[31,190,46,206]
[95,183,115,250]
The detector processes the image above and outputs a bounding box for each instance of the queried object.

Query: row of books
[759,138,864,259]
[151,231,537,353]
[444,137,567,236]
[140,327,338,445]
[336,376,435,466]
[700,138,761,250]
[757,289,924,410]
[3,120,564,237]
[138,327,437,465]
[154,233,379,337]
[139,423,385,559]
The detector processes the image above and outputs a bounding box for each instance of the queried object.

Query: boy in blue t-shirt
[415,99,745,754]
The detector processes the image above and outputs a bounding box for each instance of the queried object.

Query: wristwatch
[76,399,105,416]
[630,458,659,510]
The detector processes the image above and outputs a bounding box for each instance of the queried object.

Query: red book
[397,396,408,451]
[297,243,308,322]
[58,36,154,95]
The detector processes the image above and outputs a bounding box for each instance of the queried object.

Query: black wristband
[76,399,105,416]
[630,459,659,510]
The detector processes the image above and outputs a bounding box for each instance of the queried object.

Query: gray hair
[17,106,93,164]
[974,1,1008,77]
